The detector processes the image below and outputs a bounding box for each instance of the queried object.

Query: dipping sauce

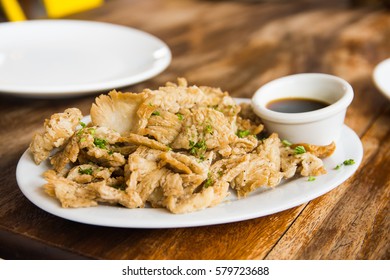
[266,97,330,113]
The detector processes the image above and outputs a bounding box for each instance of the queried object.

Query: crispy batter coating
[91,90,146,134]
[31,78,333,214]
[30,108,82,164]
[291,142,336,158]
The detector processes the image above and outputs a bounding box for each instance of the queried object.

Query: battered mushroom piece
[138,109,182,145]
[43,170,98,208]
[281,144,327,178]
[91,89,147,134]
[136,168,170,204]
[159,152,192,174]
[119,133,170,151]
[136,84,205,128]
[50,134,80,174]
[128,147,162,173]
[45,169,144,209]
[209,154,251,183]
[236,116,264,136]
[126,146,163,192]
[66,163,113,184]
[298,152,327,176]
[78,126,126,167]
[291,142,336,158]
[223,135,259,157]
[92,180,143,208]
[199,85,239,117]
[136,79,239,129]
[171,107,236,153]
[238,103,263,124]
[30,108,82,164]
[52,125,126,171]
[160,172,185,198]
[163,175,231,214]
[164,187,215,214]
[147,172,183,208]
[231,135,283,197]
[160,151,213,176]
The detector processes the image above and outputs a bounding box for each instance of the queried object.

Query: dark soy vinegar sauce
[266,97,330,113]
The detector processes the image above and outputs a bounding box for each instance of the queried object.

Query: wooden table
[0,0,389,260]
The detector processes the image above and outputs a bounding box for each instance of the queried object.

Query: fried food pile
[30,78,335,214]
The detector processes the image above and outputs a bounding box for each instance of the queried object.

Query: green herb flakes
[176,113,184,120]
[236,129,250,138]
[88,128,96,135]
[151,111,160,116]
[343,159,355,166]
[78,167,93,175]
[334,159,356,170]
[204,173,214,188]
[94,138,108,149]
[282,139,292,146]
[204,124,213,134]
[294,145,306,154]
[308,176,316,182]
[189,140,207,157]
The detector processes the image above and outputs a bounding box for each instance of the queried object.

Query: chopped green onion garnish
[343,159,355,166]
[189,139,207,157]
[151,111,160,116]
[94,137,108,149]
[236,129,250,138]
[334,159,356,170]
[294,145,306,154]
[308,176,316,182]
[204,173,214,188]
[282,139,292,146]
[176,113,184,120]
[78,167,93,175]
[204,124,213,134]
[88,128,96,135]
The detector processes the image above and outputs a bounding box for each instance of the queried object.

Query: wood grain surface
[0,0,389,260]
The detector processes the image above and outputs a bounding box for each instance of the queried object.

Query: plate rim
[0,19,172,97]
[373,58,390,100]
[15,99,363,228]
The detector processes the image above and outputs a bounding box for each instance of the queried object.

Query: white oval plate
[373,58,390,100]
[16,99,363,228]
[0,20,171,97]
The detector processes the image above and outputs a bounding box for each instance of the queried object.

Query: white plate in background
[373,58,390,100]
[0,20,171,97]
[16,98,363,228]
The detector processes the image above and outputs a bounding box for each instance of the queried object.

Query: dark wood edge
[0,228,91,260]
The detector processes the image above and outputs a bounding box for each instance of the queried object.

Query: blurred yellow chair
[0,0,104,21]
[0,0,26,21]
[43,0,104,18]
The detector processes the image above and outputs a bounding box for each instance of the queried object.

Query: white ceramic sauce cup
[251,73,354,145]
